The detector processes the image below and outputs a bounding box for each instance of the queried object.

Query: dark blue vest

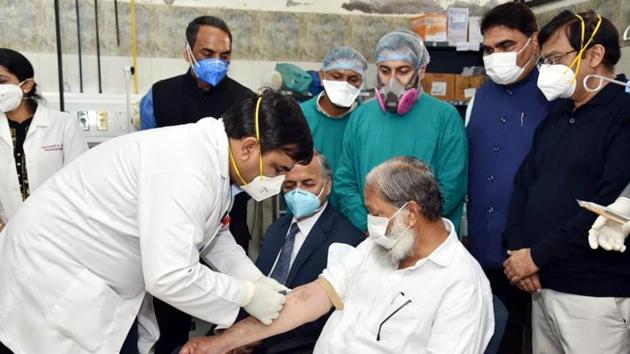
[466,69,551,268]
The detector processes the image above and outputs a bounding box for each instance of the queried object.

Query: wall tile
[257,12,306,61]
[304,14,350,62]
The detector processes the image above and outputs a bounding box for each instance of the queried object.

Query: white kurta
[0,106,88,222]
[0,118,262,354]
[316,219,494,354]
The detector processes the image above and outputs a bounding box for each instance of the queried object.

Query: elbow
[144,268,192,299]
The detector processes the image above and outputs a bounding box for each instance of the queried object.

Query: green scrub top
[334,94,468,233]
[301,93,357,210]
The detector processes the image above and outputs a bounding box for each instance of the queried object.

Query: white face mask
[483,38,533,85]
[537,64,577,101]
[0,81,26,113]
[367,202,409,249]
[322,80,361,108]
[239,175,286,202]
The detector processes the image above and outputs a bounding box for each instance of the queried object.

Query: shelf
[424,41,482,52]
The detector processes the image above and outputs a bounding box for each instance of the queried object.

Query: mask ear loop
[185,42,199,66]
[254,95,264,181]
[229,149,248,185]
[566,14,602,83]
[228,94,264,186]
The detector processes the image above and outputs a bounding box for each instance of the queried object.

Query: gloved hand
[242,276,288,325]
[588,197,630,252]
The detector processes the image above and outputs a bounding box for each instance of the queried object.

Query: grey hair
[365,156,443,221]
[313,150,333,181]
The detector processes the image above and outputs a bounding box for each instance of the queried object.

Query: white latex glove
[242,276,288,325]
[588,197,630,252]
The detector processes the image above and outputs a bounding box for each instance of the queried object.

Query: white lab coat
[0,118,262,354]
[0,105,88,222]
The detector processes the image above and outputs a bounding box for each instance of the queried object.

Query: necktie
[270,222,300,284]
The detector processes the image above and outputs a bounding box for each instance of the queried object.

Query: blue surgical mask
[186,43,229,86]
[284,181,327,220]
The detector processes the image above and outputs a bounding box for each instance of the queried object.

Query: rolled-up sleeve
[320,241,370,305]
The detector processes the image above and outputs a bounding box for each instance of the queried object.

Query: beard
[374,216,417,267]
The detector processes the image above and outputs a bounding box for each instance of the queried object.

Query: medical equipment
[95,0,103,93]
[43,66,141,146]
[75,0,84,93]
[53,0,65,111]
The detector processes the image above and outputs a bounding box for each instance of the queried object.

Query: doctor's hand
[588,197,630,252]
[243,276,288,325]
[503,248,539,284]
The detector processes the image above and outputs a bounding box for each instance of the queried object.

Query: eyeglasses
[537,50,577,67]
[376,292,413,341]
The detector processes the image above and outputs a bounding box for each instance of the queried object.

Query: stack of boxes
[410,7,486,103]
[421,74,485,102]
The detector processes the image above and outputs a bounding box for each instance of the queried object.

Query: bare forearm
[216,281,333,352]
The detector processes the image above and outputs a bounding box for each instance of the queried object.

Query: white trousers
[532,289,630,354]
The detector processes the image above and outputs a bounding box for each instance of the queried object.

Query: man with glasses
[180,157,494,354]
[466,3,554,352]
[502,10,630,353]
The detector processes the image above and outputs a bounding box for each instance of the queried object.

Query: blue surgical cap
[321,46,368,77]
[375,30,430,69]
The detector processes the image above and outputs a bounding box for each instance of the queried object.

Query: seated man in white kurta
[180,156,494,354]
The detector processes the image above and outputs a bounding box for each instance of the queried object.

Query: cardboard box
[422,73,456,101]
[447,7,469,45]
[454,75,486,101]
[410,13,448,42]
[468,16,483,44]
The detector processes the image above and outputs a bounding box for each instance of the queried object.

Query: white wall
[619,47,630,76]
[531,0,590,13]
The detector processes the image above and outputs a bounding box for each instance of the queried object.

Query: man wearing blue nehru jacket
[335,30,467,234]
[139,16,253,354]
[466,3,554,352]
[300,47,367,210]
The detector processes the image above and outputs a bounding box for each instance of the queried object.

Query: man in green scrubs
[300,47,367,209]
[335,30,468,233]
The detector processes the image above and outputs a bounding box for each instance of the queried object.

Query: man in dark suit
[247,151,364,354]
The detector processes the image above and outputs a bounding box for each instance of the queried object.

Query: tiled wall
[0,0,412,62]
[2,0,627,95]
[0,0,414,94]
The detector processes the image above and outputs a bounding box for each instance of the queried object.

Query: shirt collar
[418,218,459,268]
[292,201,328,237]
[315,92,358,118]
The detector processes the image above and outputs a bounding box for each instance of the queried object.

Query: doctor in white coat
[0,48,88,229]
[0,90,314,354]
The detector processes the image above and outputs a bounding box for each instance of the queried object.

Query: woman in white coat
[0,48,88,229]
[0,90,314,354]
